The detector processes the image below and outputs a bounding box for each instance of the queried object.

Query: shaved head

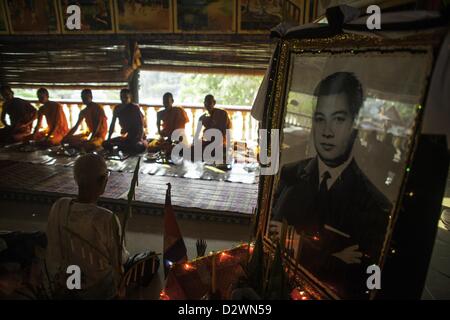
[0,85,14,101]
[74,154,108,199]
[204,94,216,113]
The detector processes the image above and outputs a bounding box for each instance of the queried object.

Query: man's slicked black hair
[313,72,363,118]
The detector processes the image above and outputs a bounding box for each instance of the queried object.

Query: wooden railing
[29,100,259,146]
[285,110,312,129]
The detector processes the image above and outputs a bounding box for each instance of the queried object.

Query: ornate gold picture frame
[257,34,439,300]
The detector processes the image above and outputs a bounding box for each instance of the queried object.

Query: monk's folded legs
[103,137,147,155]
[30,132,64,148]
[0,126,33,144]
[147,138,174,154]
[63,134,103,152]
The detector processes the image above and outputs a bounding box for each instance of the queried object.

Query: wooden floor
[0,147,260,224]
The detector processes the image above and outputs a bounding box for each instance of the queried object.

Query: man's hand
[196,239,207,257]
[332,244,363,264]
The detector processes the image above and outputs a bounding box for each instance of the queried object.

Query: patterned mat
[0,148,259,184]
[0,162,61,189]
[0,160,258,216]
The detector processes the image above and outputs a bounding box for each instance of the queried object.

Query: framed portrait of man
[0,0,9,34]
[59,0,115,34]
[115,0,173,33]
[0,1,9,34]
[238,0,283,33]
[175,0,236,33]
[5,0,60,34]
[261,37,435,299]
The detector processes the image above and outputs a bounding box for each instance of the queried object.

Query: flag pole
[120,156,141,253]
[163,182,188,278]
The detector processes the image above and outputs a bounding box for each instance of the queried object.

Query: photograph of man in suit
[270,72,392,298]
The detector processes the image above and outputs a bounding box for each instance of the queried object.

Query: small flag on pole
[163,183,188,277]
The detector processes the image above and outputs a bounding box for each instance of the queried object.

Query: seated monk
[45,154,129,299]
[29,88,69,147]
[103,89,147,155]
[192,94,232,162]
[0,85,37,144]
[148,92,189,153]
[62,89,108,152]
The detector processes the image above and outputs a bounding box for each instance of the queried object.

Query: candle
[211,255,216,294]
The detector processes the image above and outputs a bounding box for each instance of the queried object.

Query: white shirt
[45,197,129,299]
[317,156,353,190]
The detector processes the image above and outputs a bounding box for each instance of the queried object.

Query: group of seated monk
[0,85,232,159]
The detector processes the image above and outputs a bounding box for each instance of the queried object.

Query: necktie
[316,171,331,226]
[319,171,331,193]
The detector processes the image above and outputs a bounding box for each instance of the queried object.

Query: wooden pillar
[128,39,140,104]
[129,70,140,104]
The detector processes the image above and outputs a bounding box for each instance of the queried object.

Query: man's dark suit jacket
[271,157,392,298]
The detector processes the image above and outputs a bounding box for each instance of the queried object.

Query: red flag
[163,183,188,277]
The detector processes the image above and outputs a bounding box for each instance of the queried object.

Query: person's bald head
[163,92,174,109]
[81,89,93,105]
[120,88,132,104]
[204,94,216,113]
[37,88,49,104]
[74,154,109,199]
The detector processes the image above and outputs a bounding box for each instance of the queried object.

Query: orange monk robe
[190,108,231,162]
[34,101,69,145]
[159,107,189,139]
[115,103,146,143]
[201,108,232,144]
[84,103,108,143]
[103,103,147,155]
[0,98,37,143]
[149,107,189,153]
[64,103,108,150]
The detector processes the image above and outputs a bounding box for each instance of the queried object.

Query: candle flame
[160,290,170,300]
[219,251,232,262]
[183,263,195,271]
